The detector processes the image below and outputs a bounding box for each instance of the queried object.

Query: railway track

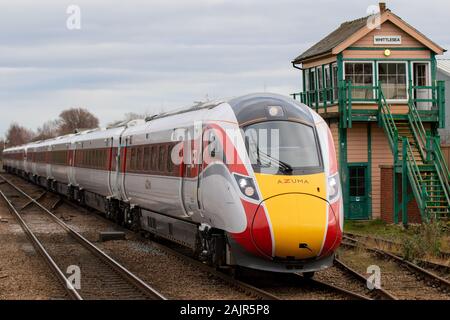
[339,237,450,299]
[344,233,450,283]
[344,232,450,260]
[0,174,166,300]
[324,258,397,300]
[142,237,372,300]
[1,173,372,300]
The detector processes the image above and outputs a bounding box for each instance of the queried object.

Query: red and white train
[3,93,343,274]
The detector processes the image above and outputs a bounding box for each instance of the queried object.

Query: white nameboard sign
[374,35,402,45]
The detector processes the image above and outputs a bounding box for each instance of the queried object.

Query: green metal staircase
[378,91,450,222]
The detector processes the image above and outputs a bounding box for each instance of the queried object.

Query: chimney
[379,2,387,13]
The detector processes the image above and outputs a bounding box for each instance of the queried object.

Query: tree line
[2,107,100,149]
[0,108,151,157]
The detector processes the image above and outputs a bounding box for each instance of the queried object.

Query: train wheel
[303,272,315,279]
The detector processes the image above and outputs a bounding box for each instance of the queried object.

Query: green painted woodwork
[347,163,370,220]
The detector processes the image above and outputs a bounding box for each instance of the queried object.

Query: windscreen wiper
[256,148,293,173]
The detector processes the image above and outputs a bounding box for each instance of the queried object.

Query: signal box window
[344,62,374,99]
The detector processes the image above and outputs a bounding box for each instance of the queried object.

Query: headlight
[328,173,340,201]
[234,174,259,201]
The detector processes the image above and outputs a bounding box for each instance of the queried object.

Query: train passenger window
[95,150,99,168]
[130,148,137,170]
[151,146,157,171]
[103,149,107,168]
[136,147,142,171]
[159,145,165,172]
[144,147,150,171]
[167,145,174,173]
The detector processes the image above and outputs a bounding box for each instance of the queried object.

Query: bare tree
[0,138,4,160]
[33,119,59,141]
[5,123,34,147]
[58,108,99,135]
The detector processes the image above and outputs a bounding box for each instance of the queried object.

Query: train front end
[227,94,343,273]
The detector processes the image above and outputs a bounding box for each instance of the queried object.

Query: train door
[67,147,74,184]
[69,142,77,186]
[347,163,370,220]
[107,137,114,196]
[118,136,129,200]
[45,146,51,179]
[181,125,203,217]
[109,137,121,198]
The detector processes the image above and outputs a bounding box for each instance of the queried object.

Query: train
[2,93,343,275]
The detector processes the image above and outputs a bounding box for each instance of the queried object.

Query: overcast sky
[0,0,449,137]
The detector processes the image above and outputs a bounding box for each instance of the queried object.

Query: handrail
[291,88,338,108]
[378,89,399,159]
[430,137,450,207]
[407,99,427,161]
[403,138,429,219]
[378,89,433,220]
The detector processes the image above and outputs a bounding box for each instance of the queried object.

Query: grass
[344,219,411,241]
[344,219,450,261]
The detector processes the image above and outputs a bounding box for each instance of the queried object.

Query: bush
[401,220,443,261]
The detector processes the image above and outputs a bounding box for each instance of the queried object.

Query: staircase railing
[378,89,431,221]
[378,89,399,160]
[407,99,428,161]
[403,137,429,220]
[430,136,450,210]
[408,96,450,217]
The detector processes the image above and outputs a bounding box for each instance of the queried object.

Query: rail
[292,81,445,128]
[378,89,399,161]
[402,138,429,220]
[430,136,450,210]
[0,174,166,300]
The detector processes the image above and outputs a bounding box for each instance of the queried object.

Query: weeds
[402,220,443,261]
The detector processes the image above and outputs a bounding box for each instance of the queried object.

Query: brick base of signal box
[379,165,422,224]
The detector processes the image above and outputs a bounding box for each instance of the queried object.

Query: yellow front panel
[255,173,327,259]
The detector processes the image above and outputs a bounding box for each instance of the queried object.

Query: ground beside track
[1,174,256,300]
[0,193,67,299]
[345,220,450,262]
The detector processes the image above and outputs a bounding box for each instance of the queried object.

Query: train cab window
[243,121,322,175]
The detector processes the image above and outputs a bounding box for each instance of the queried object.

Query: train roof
[229,93,314,126]
[3,93,314,153]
